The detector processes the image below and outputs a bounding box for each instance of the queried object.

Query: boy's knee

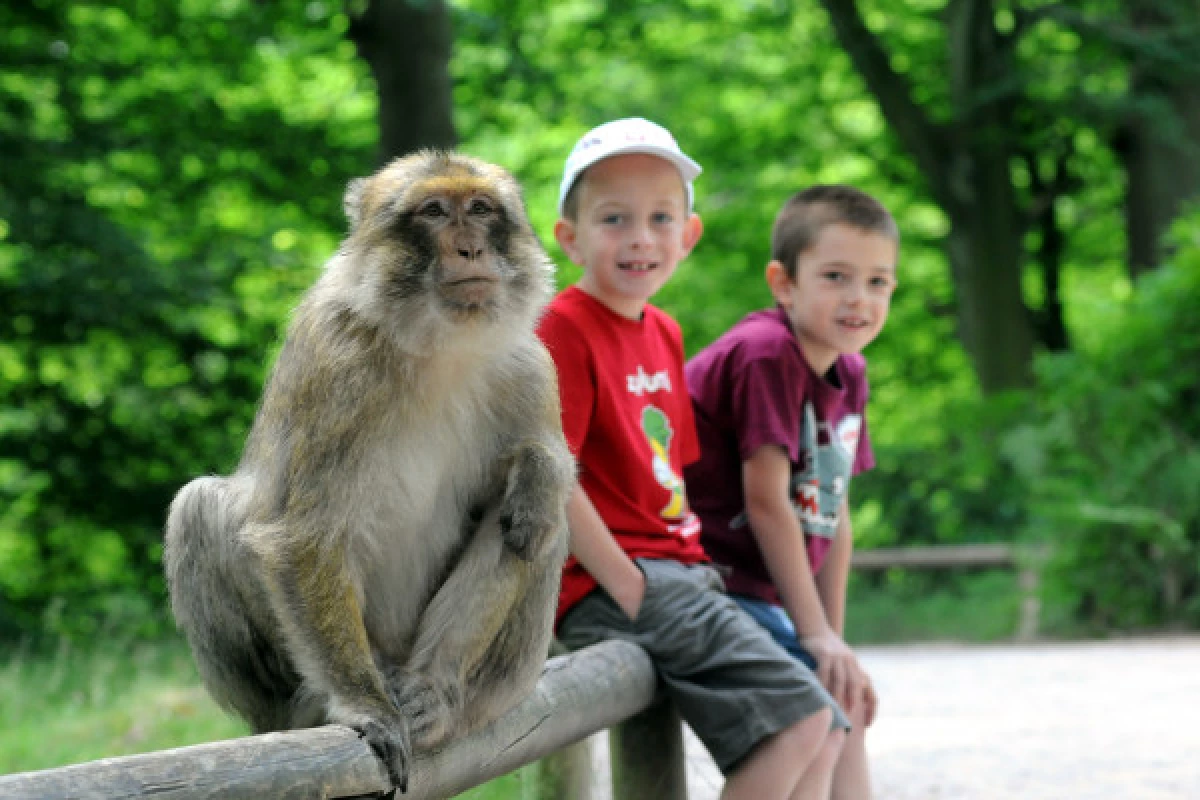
[777,706,836,755]
[814,725,847,773]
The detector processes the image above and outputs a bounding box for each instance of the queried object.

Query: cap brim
[558,143,702,214]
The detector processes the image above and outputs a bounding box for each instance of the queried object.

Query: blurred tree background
[2,0,1198,648]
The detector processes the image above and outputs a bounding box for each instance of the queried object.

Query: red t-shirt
[537,286,708,624]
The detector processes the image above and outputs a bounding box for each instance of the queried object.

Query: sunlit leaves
[0,0,376,636]
[1,0,1195,638]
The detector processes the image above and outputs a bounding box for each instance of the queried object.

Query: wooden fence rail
[0,639,670,800]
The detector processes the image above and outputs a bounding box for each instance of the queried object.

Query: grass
[0,632,536,798]
[0,633,247,774]
[846,568,1024,644]
[456,765,546,800]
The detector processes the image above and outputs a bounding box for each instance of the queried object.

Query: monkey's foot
[386,669,462,750]
[339,710,412,793]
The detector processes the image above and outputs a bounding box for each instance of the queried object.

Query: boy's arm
[814,499,852,634]
[742,445,830,637]
[565,484,646,621]
[816,499,878,724]
[743,444,863,710]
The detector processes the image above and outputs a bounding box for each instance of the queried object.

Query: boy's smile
[619,259,655,272]
[768,223,897,375]
[555,154,702,319]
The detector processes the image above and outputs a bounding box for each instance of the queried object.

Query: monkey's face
[401,185,510,315]
[343,153,552,340]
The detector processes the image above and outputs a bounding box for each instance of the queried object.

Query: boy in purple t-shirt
[685,185,898,799]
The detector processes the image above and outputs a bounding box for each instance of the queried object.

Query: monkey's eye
[417,199,449,218]
[467,197,494,216]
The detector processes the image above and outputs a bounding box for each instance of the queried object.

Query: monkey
[163,151,573,792]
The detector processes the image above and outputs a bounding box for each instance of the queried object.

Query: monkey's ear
[344,178,368,230]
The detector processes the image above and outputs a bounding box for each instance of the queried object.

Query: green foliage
[0,1,375,637]
[1006,212,1200,632]
[852,389,1031,550]
[0,0,1196,646]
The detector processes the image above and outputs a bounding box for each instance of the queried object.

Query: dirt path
[586,636,1200,799]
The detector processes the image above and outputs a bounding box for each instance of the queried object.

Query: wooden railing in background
[851,543,1050,641]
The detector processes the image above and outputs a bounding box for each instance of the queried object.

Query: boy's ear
[681,213,704,255]
[553,218,583,266]
[765,260,792,307]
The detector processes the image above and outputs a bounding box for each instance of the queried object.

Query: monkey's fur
[163,152,572,791]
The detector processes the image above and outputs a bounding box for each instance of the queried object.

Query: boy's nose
[629,223,654,247]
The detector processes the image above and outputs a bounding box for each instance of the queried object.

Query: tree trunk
[1025,149,1071,353]
[944,0,1034,390]
[819,0,1035,391]
[348,0,457,163]
[1123,78,1200,277]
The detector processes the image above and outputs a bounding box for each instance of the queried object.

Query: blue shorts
[732,594,819,671]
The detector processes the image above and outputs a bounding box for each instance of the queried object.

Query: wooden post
[538,639,596,800]
[610,697,687,800]
[1016,565,1041,642]
[537,734,597,800]
[1015,545,1049,642]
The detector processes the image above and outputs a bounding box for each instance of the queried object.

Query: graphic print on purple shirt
[730,401,862,543]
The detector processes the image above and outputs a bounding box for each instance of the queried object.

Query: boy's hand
[608,567,647,622]
[801,628,867,714]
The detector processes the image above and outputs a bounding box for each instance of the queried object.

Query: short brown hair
[560,175,586,221]
[771,185,899,278]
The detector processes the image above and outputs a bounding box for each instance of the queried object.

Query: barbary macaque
[164,151,573,791]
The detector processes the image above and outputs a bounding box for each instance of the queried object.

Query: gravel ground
[584,636,1200,799]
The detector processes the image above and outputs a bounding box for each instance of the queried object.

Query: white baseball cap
[557,117,702,215]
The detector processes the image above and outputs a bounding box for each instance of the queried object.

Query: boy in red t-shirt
[686,186,900,799]
[537,118,849,799]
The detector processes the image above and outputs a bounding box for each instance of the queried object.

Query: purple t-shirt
[684,307,875,604]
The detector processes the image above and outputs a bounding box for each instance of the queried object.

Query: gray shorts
[557,558,849,773]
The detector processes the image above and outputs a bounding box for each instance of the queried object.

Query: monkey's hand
[386,668,462,751]
[497,441,569,561]
[334,705,412,793]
